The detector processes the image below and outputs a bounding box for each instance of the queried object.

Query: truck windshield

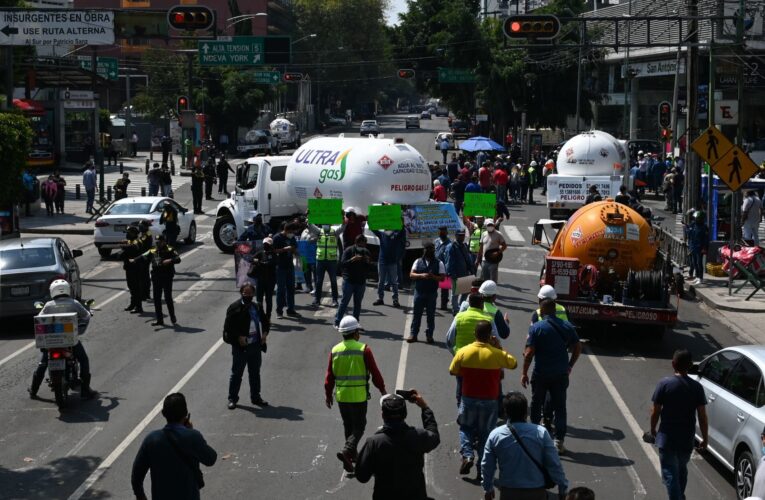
[245,164,259,189]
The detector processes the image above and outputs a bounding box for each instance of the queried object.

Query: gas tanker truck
[546,130,630,220]
[212,135,462,255]
[532,199,677,338]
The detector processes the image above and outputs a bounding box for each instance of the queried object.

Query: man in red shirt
[478,162,492,192]
[341,207,366,250]
[432,179,447,202]
[493,165,509,203]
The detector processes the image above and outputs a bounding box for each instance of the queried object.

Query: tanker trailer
[532,200,677,338]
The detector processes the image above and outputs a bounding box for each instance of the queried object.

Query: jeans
[530,373,569,441]
[148,183,159,196]
[688,251,704,279]
[496,184,507,203]
[335,280,365,325]
[451,277,467,314]
[481,261,499,283]
[338,401,367,457]
[228,344,262,403]
[275,265,295,313]
[659,447,692,500]
[303,263,315,292]
[85,188,95,212]
[315,260,339,302]
[743,223,760,245]
[377,262,398,301]
[458,396,497,462]
[410,290,436,339]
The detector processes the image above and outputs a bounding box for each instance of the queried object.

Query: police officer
[159,202,180,246]
[324,316,388,474]
[121,225,144,313]
[137,221,153,301]
[406,243,445,344]
[203,157,216,200]
[191,164,205,214]
[131,234,181,326]
[217,154,235,195]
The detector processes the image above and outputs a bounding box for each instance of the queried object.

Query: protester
[446,229,475,314]
[334,234,372,328]
[406,242,445,343]
[273,222,299,319]
[250,237,277,320]
[372,228,405,308]
[435,226,452,311]
[478,219,507,283]
[432,179,447,202]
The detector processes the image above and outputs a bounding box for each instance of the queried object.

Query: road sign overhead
[712,145,759,192]
[252,70,281,84]
[0,10,114,46]
[76,56,119,81]
[691,126,734,166]
[438,67,476,84]
[199,36,264,66]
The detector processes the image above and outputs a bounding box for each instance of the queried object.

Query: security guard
[159,202,180,246]
[191,164,205,214]
[530,285,569,323]
[324,316,387,474]
[137,221,153,301]
[131,234,181,326]
[203,157,216,200]
[120,225,144,313]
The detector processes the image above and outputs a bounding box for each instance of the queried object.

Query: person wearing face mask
[434,226,452,311]
[477,219,507,284]
[750,426,765,499]
[272,222,299,319]
[465,216,486,270]
[307,219,346,307]
[130,235,181,327]
[250,237,277,321]
[371,227,405,308]
[341,207,366,250]
[334,234,372,328]
[406,243,445,344]
[224,284,270,410]
[446,229,476,314]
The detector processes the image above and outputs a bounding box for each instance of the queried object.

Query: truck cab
[212,156,298,253]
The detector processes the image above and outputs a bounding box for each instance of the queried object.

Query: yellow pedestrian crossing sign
[691,126,733,165]
[712,145,759,192]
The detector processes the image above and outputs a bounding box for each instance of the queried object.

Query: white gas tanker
[212,135,462,254]
[546,130,630,220]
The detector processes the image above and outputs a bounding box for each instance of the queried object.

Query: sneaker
[691,278,701,286]
[554,439,566,454]
[373,299,384,306]
[227,400,236,410]
[405,336,417,343]
[459,456,474,475]
[337,451,354,473]
[309,290,316,296]
[276,311,284,319]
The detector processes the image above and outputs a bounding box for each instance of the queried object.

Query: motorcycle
[34,299,94,408]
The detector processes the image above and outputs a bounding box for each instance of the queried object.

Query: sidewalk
[689,277,765,344]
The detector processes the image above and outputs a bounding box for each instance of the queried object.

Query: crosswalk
[501,224,536,244]
[46,172,192,200]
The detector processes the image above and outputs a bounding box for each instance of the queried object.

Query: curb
[21,227,92,235]
[688,284,765,313]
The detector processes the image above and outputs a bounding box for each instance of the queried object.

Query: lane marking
[503,225,525,242]
[498,268,540,276]
[0,342,35,369]
[609,439,647,498]
[585,346,661,477]
[395,295,415,390]
[527,226,535,236]
[67,338,225,500]
[65,426,103,457]
[175,268,232,304]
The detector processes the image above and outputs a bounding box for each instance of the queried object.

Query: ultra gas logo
[294,147,352,183]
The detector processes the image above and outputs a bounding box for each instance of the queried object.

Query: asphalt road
[0,115,747,499]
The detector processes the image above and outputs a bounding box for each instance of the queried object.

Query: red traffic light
[177,95,189,115]
[658,101,671,128]
[503,15,561,40]
[167,5,215,31]
[397,68,415,80]
[283,72,304,82]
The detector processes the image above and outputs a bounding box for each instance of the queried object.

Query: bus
[13,99,55,168]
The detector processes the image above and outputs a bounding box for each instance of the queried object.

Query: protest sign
[308,198,343,225]
[367,204,403,230]
[463,193,496,217]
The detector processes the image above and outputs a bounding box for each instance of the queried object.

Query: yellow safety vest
[455,307,493,351]
[534,304,569,322]
[331,339,368,403]
[484,302,497,316]
[317,233,338,261]
[469,228,485,253]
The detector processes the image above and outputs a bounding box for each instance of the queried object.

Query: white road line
[609,439,647,498]
[585,346,661,477]
[95,290,126,310]
[503,225,525,242]
[395,296,416,390]
[65,426,103,457]
[67,338,225,500]
[175,268,232,304]
[527,226,535,236]
[498,268,540,276]
[0,342,35,369]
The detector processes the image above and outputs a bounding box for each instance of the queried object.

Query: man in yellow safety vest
[308,222,345,307]
[465,215,486,269]
[530,284,569,324]
[325,316,387,475]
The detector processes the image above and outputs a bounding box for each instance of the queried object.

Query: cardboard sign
[403,203,462,237]
[463,193,496,217]
[368,204,403,230]
[308,198,343,225]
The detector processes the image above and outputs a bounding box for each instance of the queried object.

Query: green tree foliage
[0,112,33,205]
[131,48,186,120]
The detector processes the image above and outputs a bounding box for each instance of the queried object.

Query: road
[0,114,745,499]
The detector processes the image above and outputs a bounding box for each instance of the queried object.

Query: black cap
[380,394,407,420]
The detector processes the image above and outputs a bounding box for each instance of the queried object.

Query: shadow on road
[0,456,110,499]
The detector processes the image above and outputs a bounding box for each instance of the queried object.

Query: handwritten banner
[367,204,403,230]
[463,193,496,217]
[308,198,343,225]
[404,203,462,238]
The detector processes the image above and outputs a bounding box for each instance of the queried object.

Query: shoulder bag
[507,424,556,489]
[163,429,205,489]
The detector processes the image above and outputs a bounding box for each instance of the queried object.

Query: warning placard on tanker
[463,193,496,217]
[308,198,343,225]
[549,179,615,203]
[367,204,403,231]
[0,10,115,46]
[404,204,462,238]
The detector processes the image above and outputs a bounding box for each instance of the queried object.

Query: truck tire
[213,215,237,253]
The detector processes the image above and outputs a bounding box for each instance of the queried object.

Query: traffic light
[503,15,561,40]
[283,72,304,82]
[658,101,671,128]
[397,68,415,80]
[167,5,214,31]
[660,128,672,142]
[177,95,189,115]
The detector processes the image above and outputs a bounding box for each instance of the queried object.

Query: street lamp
[292,33,317,45]
[224,12,266,31]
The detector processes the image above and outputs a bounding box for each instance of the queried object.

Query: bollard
[75,184,81,200]
[145,159,150,174]
[120,161,124,174]
[171,162,175,176]
[107,186,112,201]
[141,187,146,197]
[150,149,154,161]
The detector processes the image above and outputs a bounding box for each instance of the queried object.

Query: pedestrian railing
[654,224,687,270]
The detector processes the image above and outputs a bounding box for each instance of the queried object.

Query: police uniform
[139,241,181,325]
[191,167,205,214]
[160,204,180,246]
[137,223,153,301]
[121,230,144,312]
[203,159,216,200]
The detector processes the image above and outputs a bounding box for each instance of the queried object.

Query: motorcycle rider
[29,279,96,400]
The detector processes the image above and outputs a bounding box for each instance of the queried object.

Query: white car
[93,197,196,258]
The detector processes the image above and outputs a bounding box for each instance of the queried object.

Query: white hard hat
[338,315,361,333]
[263,237,274,245]
[345,207,357,215]
[638,150,644,155]
[479,280,497,296]
[530,161,538,167]
[485,218,495,226]
[49,279,71,299]
[537,284,557,300]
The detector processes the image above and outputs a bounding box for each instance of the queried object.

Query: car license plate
[10,286,29,297]
[48,359,65,371]
[114,224,126,233]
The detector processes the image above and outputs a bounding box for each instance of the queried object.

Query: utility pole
[574,22,584,134]
[92,48,104,199]
[670,47,682,155]
[622,0,632,138]
[684,0,700,217]
[706,42,715,233]
[125,67,131,162]
[729,0,746,294]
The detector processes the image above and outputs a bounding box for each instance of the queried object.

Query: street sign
[198,36,264,66]
[76,56,118,81]
[252,70,281,84]
[714,100,739,125]
[437,67,476,84]
[691,126,734,166]
[712,145,759,192]
[60,90,93,100]
[0,10,114,46]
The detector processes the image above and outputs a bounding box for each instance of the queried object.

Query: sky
[385,0,408,26]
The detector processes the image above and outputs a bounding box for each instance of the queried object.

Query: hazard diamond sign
[691,126,734,166]
[711,145,759,192]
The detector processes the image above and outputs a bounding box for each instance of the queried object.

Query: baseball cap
[263,237,274,246]
[380,394,407,419]
[485,218,495,226]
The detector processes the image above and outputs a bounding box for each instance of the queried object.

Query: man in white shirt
[406,243,445,344]
[742,190,762,246]
[478,219,507,283]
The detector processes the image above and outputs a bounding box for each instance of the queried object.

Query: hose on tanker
[625,269,666,302]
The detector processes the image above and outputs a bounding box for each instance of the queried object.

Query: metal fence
[654,224,687,270]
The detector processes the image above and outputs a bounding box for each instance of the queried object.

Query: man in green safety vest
[530,285,569,324]
[325,316,387,475]
[464,215,486,270]
[308,222,345,307]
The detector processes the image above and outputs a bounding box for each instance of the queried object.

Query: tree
[131,48,186,120]
[0,112,33,205]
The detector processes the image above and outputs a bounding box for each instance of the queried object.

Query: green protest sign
[463,193,496,217]
[367,204,403,230]
[308,198,343,225]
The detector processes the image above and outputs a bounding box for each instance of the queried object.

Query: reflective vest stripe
[469,228,484,253]
[331,350,365,358]
[317,234,338,261]
[331,340,368,403]
[534,304,569,322]
[334,375,367,381]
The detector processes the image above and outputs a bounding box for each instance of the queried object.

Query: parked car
[326,115,347,126]
[691,345,765,500]
[0,237,83,318]
[236,129,280,157]
[94,197,197,258]
[420,110,432,120]
[451,120,470,138]
[405,116,420,129]
[434,132,454,150]
[360,120,381,136]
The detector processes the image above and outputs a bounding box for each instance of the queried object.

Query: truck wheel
[213,215,237,253]
[647,325,666,342]
[97,247,112,259]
